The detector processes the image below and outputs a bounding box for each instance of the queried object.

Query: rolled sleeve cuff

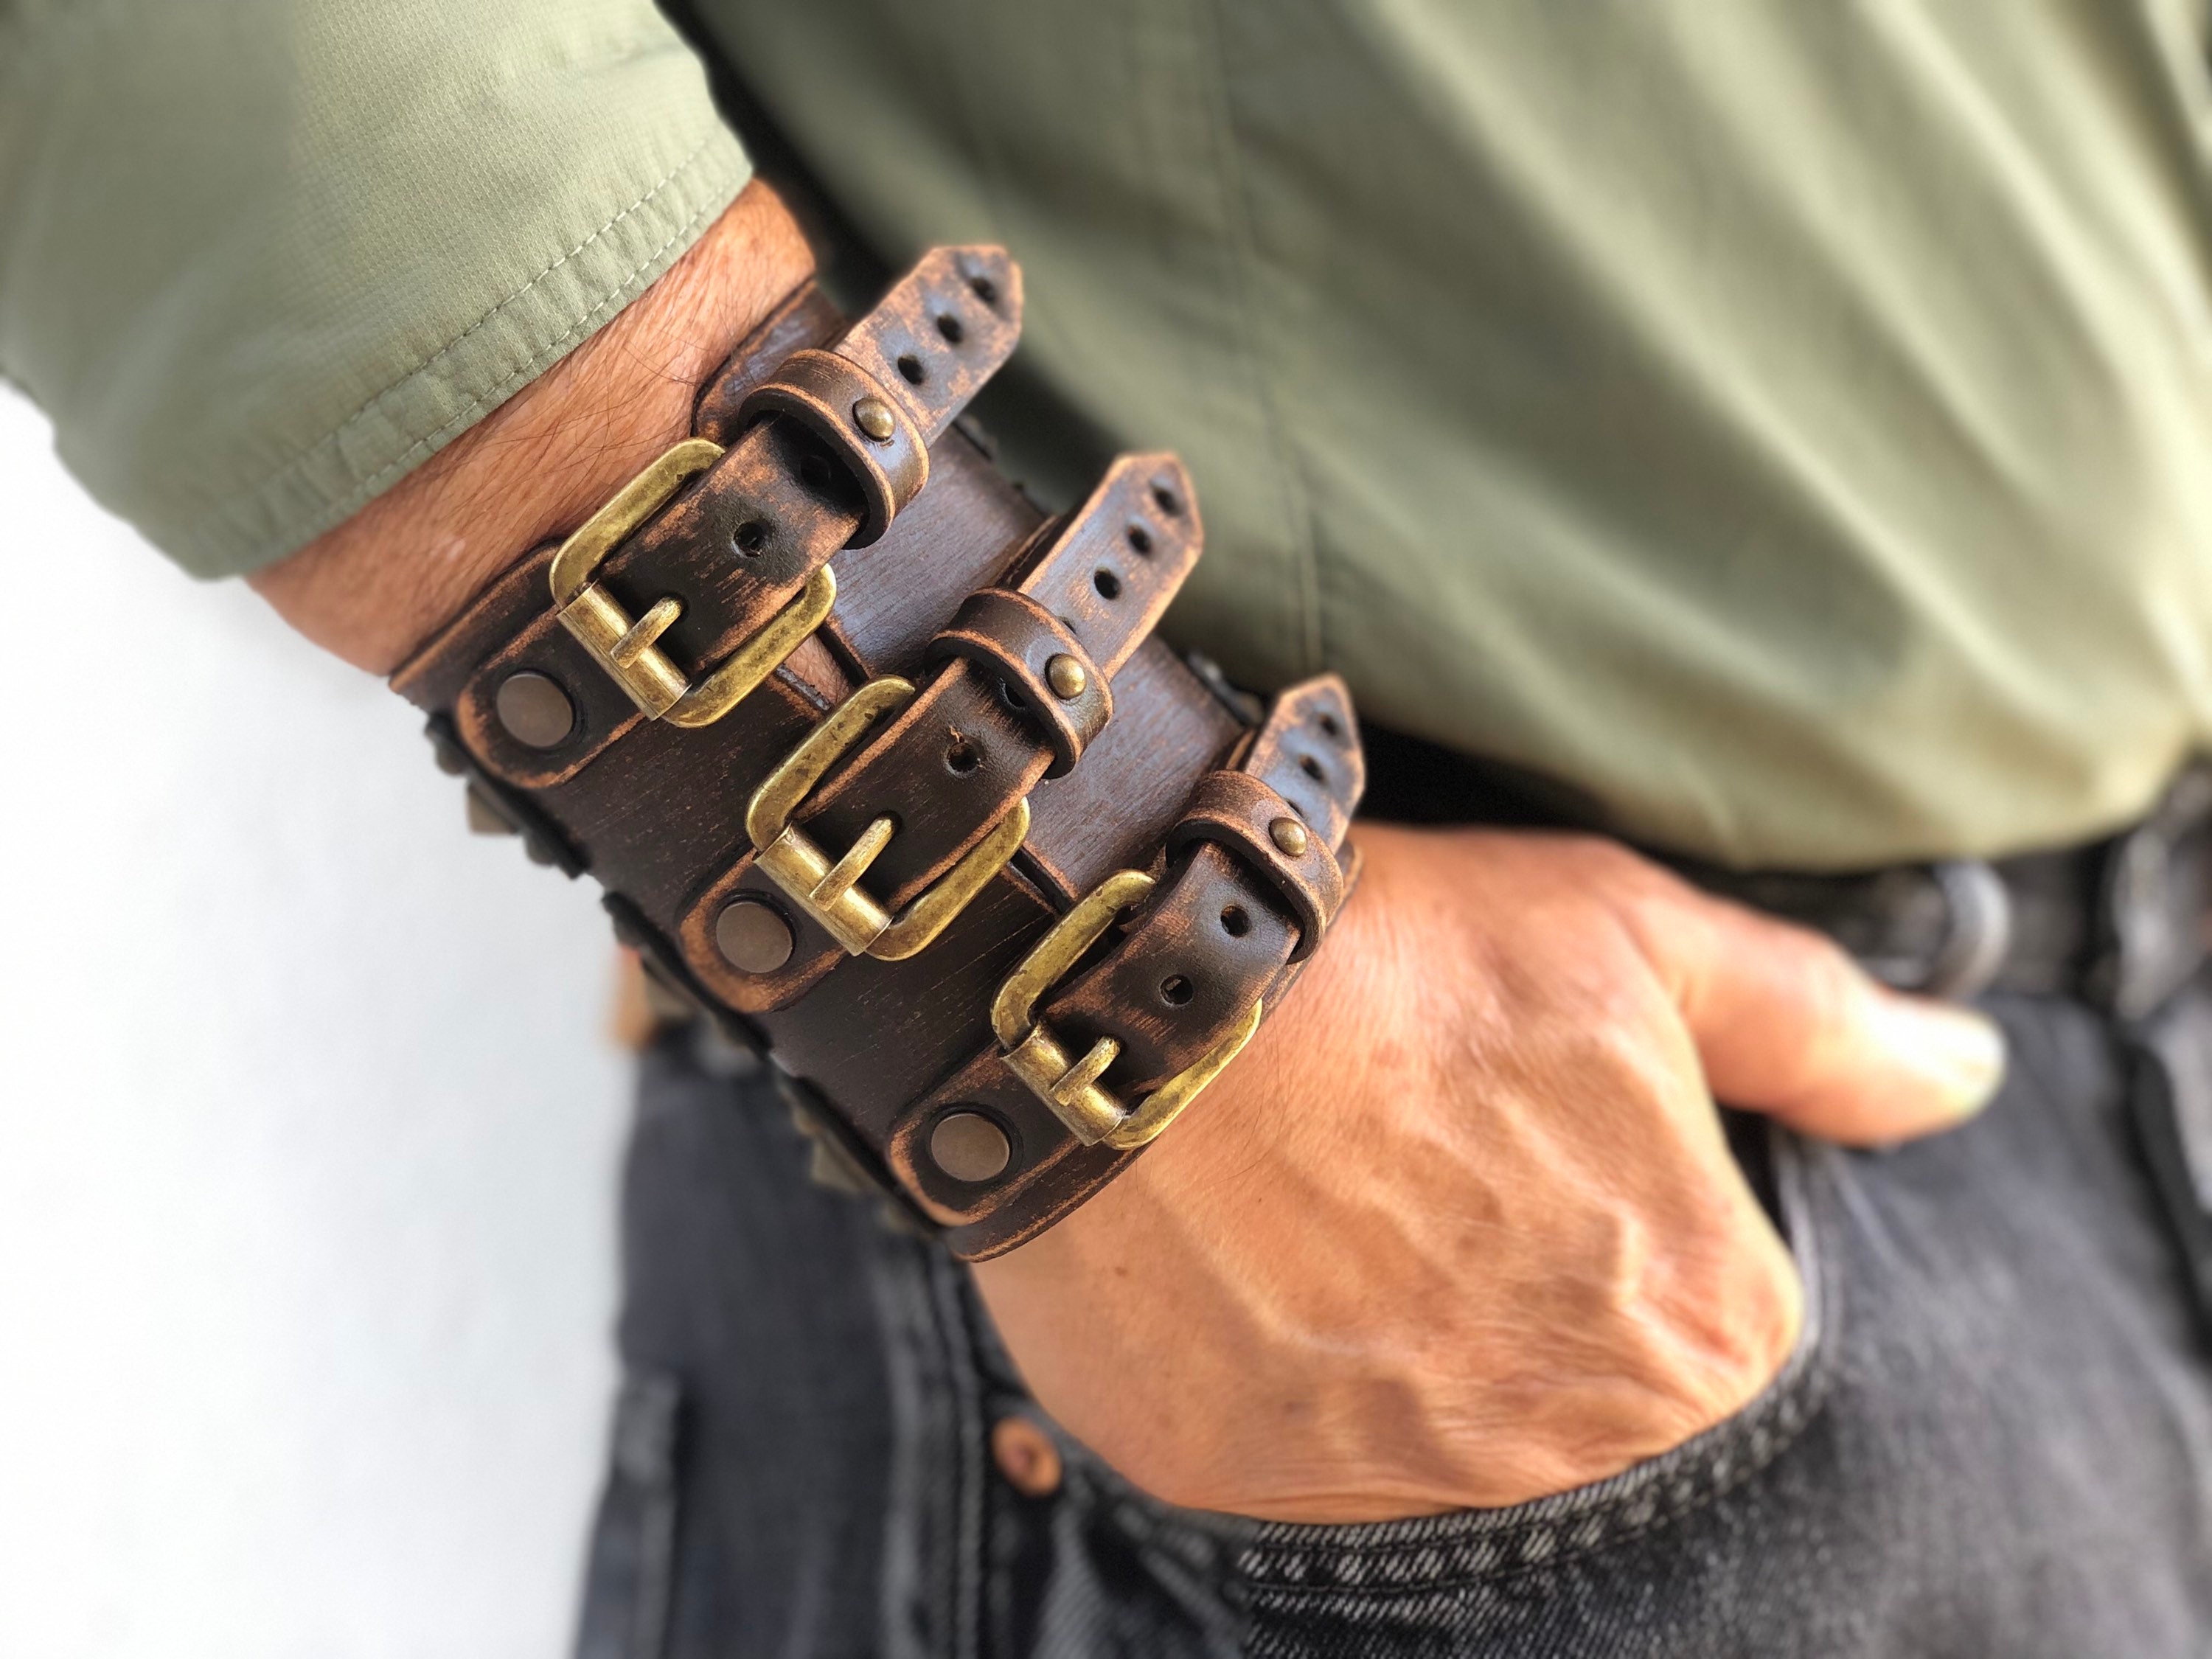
[0,0,753,577]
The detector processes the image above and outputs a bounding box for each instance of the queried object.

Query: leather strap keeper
[931,590,1108,776]
[391,245,1366,1259]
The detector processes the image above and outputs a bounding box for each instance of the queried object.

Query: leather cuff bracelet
[392,248,1366,1259]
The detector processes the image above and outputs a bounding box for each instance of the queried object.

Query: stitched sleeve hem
[164,126,749,580]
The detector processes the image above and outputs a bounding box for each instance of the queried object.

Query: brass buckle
[549,439,837,728]
[744,677,1032,961]
[991,870,1262,1150]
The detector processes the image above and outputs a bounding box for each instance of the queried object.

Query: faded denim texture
[577,974,2212,1658]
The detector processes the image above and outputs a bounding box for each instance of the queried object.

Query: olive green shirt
[7,1,2212,870]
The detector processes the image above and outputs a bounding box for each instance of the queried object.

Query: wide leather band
[392,248,1365,1259]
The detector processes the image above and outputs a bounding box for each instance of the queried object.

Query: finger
[1630,881,2006,1144]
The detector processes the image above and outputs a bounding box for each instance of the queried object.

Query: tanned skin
[255,180,2005,1523]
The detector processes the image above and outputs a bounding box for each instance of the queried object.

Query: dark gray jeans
[576,981,2212,1658]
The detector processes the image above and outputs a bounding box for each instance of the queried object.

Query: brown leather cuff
[390,246,1366,1259]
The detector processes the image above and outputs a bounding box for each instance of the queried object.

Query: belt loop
[2125,992,2212,1336]
[2090,766,2212,1022]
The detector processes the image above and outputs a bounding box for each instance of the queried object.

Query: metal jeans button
[990,1416,1062,1498]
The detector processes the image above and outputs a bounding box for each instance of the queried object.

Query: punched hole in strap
[543,438,839,730]
[739,350,930,546]
[991,868,1262,1150]
[1166,772,1346,960]
[745,676,1033,961]
[930,589,1112,776]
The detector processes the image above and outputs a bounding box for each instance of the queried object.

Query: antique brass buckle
[744,677,1032,961]
[991,870,1262,1150]
[549,439,837,728]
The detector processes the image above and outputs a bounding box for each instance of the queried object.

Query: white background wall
[0,385,629,1658]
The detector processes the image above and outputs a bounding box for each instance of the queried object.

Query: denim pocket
[573,1368,684,1659]
[1229,1123,1843,1629]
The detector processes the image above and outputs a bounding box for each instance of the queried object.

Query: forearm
[250,181,815,673]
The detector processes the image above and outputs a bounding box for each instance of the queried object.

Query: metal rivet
[1046,654,1088,700]
[1270,817,1310,858]
[495,672,575,749]
[716,897,795,974]
[930,1110,1012,1183]
[990,1416,1063,1498]
[852,397,897,442]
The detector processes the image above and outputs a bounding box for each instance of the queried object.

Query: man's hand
[973,824,2003,1523]
[246,184,2003,1531]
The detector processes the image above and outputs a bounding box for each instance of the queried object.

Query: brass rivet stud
[990,1415,1063,1499]
[852,397,897,442]
[716,897,795,974]
[930,1110,1012,1183]
[495,671,575,749]
[1045,654,1088,700]
[1270,816,1310,858]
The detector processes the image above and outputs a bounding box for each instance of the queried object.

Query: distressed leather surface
[392,250,1364,1256]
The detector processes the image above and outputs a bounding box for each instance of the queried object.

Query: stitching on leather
[1234,1133,1843,1599]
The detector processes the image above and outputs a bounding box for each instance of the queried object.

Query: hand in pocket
[973,825,2003,1522]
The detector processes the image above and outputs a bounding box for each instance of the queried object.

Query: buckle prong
[992,870,1262,1150]
[745,677,1032,961]
[610,596,684,667]
[549,438,837,728]
[810,815,895,910]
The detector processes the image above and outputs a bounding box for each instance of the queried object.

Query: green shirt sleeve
[0,0,751,577]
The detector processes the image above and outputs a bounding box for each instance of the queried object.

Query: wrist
[250,180,815,672]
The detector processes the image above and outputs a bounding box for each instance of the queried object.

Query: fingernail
[1871,995,2007,1119]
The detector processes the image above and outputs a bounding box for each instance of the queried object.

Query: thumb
[1633,881,2007,1144]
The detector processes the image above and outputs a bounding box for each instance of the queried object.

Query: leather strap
[887,676,1362,1256]
[681,451,1207,1011]
[391,248,1365,1259]
[446,248,1020,790]
[736,246,1020,545]
[933,588,1110,776]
